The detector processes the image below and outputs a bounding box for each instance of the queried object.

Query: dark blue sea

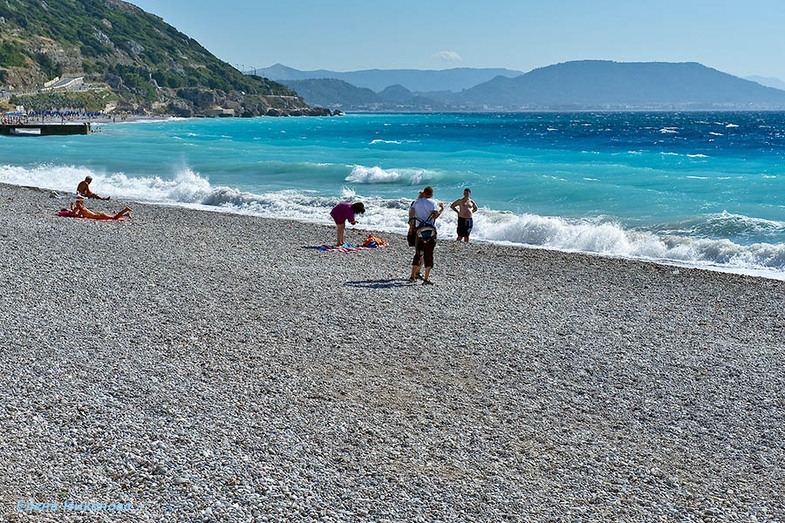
[3,112,785,278]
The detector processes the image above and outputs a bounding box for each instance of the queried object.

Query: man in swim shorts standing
[450,188,478,242]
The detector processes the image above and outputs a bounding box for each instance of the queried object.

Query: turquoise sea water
[3,112,785,278]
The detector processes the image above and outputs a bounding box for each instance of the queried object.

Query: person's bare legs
[113,207,132,220]
[336,223,346,246]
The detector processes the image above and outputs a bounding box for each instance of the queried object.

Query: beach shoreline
[6,112,785,281]
[1,182,783,521]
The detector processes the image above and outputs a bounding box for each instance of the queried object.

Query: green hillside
[0,0,329,116]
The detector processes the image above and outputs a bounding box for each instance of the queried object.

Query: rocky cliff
[0,0,333,117]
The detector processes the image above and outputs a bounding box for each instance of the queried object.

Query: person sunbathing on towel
[71,199,132,221]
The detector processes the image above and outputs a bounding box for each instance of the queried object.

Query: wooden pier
[0,122,92,136]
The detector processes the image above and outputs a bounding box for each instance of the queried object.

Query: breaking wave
[2,163,784,279]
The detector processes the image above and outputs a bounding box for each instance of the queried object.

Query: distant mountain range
[251,64,524,93]
[254,61,785,112]
[746,75,785,90]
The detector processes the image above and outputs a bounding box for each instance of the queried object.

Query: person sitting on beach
[70,199,131,221]
[450,187,478,243]
[76,176,110,200]
[330,202,365,246]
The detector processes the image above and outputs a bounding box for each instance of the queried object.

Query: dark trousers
[412,236,436,268]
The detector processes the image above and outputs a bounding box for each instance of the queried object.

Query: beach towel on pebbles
[317,235,388,252]
[56,209,128,221]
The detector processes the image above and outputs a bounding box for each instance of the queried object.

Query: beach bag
[414,209,439,241]
[362,234,388,248]
[416,224,437,241]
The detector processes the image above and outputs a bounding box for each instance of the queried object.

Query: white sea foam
[0,163,218,204]
[2,163,784,279]
[473,212,785,278]
[345,165,431,185]
[0,163,97,192]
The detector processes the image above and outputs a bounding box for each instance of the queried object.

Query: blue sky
[131,1,785,81]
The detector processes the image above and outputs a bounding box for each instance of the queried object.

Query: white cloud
[433,50,463,63]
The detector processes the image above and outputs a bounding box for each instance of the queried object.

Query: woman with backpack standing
[408,186,444,285]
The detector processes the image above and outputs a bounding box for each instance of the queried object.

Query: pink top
[330,202,355,224]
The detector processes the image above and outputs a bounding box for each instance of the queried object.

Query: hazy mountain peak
[269,60,785,112]
[252,64,524,93]
[746,75,785,90]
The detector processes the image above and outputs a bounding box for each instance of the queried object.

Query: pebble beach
[1,183,783,522]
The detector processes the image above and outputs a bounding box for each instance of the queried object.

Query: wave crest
[477,212,785,273]
[2,163,784,278]
[345,165,430,185]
